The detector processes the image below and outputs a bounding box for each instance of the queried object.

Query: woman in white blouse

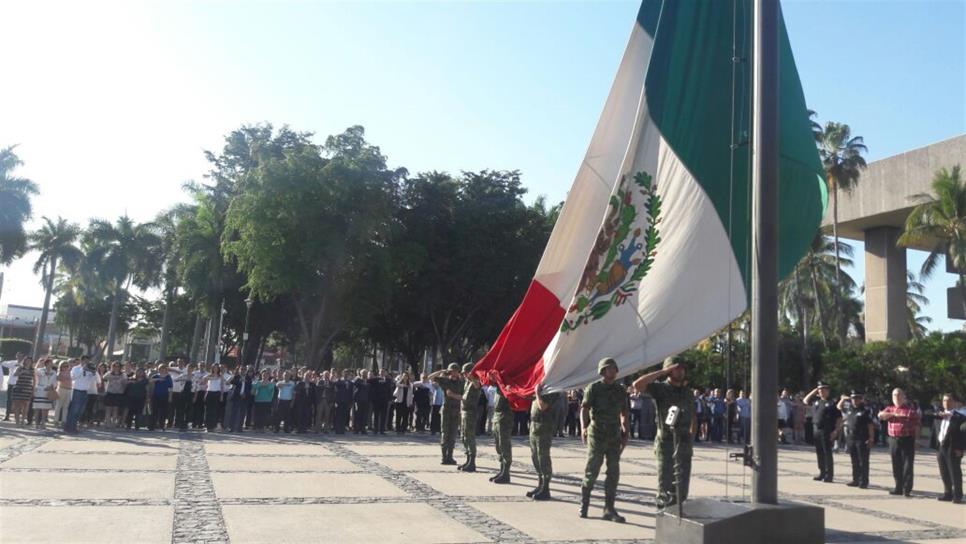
[32,358,57,429]
[393,372,415,434]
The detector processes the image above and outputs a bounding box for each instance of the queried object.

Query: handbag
[46,388,59,402]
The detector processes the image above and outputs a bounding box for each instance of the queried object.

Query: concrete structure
[821,134,966,341]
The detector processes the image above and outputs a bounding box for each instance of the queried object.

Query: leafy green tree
[85,216,162,361]
[0,146,39,264]
[27,216,82,358]
[898,165,966,318]
[905,271,931,339]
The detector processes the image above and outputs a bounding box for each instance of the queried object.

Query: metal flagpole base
[655,498,824,544]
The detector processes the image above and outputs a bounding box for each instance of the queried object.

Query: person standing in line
[167,359,186,430]
[936,392,965,503]
[841,390,875,488]
[32,358,56,429]
[878,387,921,497]
[628,388,643,440]
[1,352,25,421]
[102,362,128,428]
[8,357,35,427]
[633,357,695,510]
[735,390,752,445]
[252,370,275,432]
[369,369,391,435]
[484,382,497,435]
[333,370,352,435]
[203,365,224,432]
[803,382,842,483]
[429,363,463,466]
[352,370,371,434]
[527,383,560,501]
[275,371,295,433]
[64,357,96,433]
[315,370,335,433]
[392,372,414,434]
[124,369,150,430]
[579,358,629,523]
[147,365,174,431]
[457,363,481,472]
[52,361,72,426]
[413,374,432,432]
[488,370,513,484]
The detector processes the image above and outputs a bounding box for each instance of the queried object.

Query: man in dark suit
[937,392,966,503]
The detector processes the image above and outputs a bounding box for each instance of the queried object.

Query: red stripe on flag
[472,280,565,411]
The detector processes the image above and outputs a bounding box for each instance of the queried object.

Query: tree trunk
[959,273,966,321]
[101,283,123,363]
[831,184,847,346]
[33,258,56,359]
[189,313,203,364]
[158,282,174,361]
[809,269,830,348]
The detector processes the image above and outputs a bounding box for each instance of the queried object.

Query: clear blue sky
[1,0,964,330]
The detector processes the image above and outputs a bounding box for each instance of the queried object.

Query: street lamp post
[242,296,254,366]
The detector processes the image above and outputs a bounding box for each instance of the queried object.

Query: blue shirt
[277,381,295,401]
[151,374,173,398]
[736,397,752,419]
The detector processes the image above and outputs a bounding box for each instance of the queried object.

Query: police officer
[803,381,842,482]
[429,363,464,465]
[579,358,629,522]
[488,370,512,484]
[632,356,695,509]
[840,390,874,488]
[458,363,482,472]
[528,383,560,500]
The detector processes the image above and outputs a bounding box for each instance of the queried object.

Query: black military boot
[602,493,626,523]
[488,463,502,482]
[441,446,449,465]
[463,454,476,473]
[442,447,458,466]
[579,486,591,518]
[492,462,510,484]
[526,476,543,498]
[532,475,551,501]
[457,454,468,471]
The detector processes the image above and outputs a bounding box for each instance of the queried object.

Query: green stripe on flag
[638,0,827,292]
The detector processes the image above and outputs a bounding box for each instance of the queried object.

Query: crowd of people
[1,351,962,511]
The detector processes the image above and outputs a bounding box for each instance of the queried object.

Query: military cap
[663,356,685,370]
[447,363,460,372]
[598,357,619,375]
[849,389,864,397]
[462,362,474,374]
[816,381,831,389]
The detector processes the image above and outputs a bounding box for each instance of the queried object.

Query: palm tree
[898,165,966,319]
[818,121,867,344]
[905,271,931,339]
[0,146,40,264]
[155,205,192,360]
[27,217,82,358]
[85,216,162,361]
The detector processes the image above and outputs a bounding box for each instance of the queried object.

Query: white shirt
[190,370,207,392]
[86,372,101,394]
[70,365,98,391]
[939,416,951,444]
[1,359,20,388]
[485,385,497,407]
[206,376,223,393]
[34,368,56,391]
[169,368,187,393]
[777,399,790,420]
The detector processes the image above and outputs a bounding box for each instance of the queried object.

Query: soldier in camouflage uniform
[429,363,464,465]
[632,355,695,509]
[580,358,629,522]
[488,370,512,484]
[528,383,560,500]
[458,363,482,472]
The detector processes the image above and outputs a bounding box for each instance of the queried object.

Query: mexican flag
[474,0,826,408]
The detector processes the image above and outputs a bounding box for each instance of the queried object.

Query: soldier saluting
[579,358,629,523]
[632,356,695,510]
[428,363,464,466]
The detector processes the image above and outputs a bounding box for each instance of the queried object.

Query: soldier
[528,383,560,500]
[458,363,482,472]
[841,390,875,488]
[488,370,512,484]
[803,381,842,482]
[429,363,464,465]
[632,356,695,510]
[579,357,629,522]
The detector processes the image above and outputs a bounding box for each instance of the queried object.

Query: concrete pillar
[864,226,908,342]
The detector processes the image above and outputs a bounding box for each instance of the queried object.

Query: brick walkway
[0,426,963,543]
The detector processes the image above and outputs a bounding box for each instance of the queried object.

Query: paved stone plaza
[0,427,963,543]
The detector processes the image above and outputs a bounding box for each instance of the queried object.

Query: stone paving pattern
[0,426,963,543]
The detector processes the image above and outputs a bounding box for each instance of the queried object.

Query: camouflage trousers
[493,411,513,465]
[656,434,693,501]
[582,425,622,496]
[440,404,460,450]
[529,423,554,478]
[461,409,478,456]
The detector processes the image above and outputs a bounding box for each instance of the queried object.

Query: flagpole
[751,0,779,505]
